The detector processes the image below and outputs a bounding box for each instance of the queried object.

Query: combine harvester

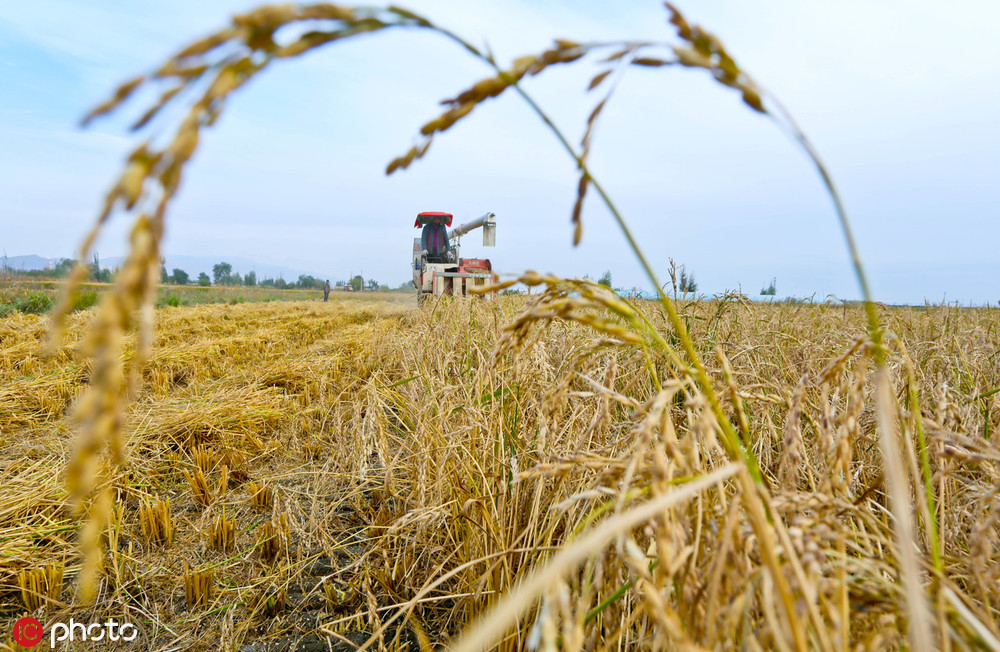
[412,211,497,301]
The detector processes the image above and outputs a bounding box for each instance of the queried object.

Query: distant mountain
[1,254,56,271]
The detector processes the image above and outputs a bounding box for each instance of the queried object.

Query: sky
[1,0,998,303]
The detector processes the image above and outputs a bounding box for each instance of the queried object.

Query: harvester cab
[412,211,497,300]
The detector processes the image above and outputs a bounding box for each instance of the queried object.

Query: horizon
[3,251,995,308]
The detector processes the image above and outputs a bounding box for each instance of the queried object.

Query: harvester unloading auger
[412,211,497,301]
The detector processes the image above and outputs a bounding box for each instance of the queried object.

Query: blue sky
[1,0,998,303]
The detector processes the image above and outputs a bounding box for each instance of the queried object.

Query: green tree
[197,272,211,286]
[53,258,75,277]
[171,268,190,285]
[245,270,257,287]
[350,275,363,292]
[666,259,697,296]
[760,278,777,296]
[212,262,232,285]
[297,274,322,289]
[597,270,612,287]
[90,253,111,283]
[679,268,698,294]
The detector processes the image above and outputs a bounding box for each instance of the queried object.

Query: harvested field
[1,294,999,650]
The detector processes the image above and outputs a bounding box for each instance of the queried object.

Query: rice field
[1,291,998,650]
[0,277,373,315]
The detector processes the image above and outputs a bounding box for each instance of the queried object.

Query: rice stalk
[208,511,236,553]
[257,513,290,562]
[184,465,227,507]
[184,560,214,610]
[192,444,218,473]
[247,481,274,509]
[139,496,173,546]
[17,563,64,612]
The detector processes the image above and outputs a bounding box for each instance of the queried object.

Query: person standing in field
[323,279,331,302]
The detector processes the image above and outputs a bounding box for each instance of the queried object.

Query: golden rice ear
[663,3,769,116]
[388,41,593,178]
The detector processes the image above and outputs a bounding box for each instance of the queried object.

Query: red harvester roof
[415,212,453,227]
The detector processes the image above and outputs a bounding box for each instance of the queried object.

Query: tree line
[2,256,387,291]
[1,254,113,283]
[163,262,384,291]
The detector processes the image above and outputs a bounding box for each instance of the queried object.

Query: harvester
[412,211,497,301]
